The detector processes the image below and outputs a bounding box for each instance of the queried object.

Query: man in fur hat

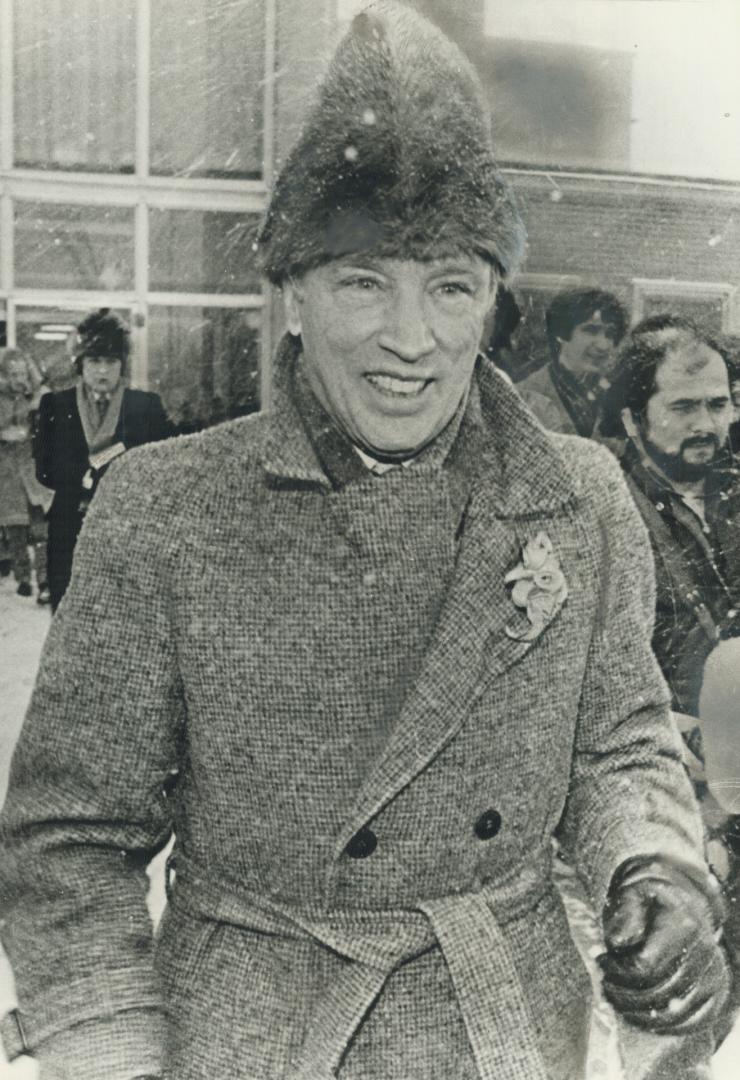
[0,5,730,1080]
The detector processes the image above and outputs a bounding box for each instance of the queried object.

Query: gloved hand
[599,857,730,1034]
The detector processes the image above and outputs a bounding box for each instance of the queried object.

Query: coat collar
[259,334,580,518]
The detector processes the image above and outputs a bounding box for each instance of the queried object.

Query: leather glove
[599,856,730,1034]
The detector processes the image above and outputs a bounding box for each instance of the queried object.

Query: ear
[621,407,640,440]
[282,279,303,337]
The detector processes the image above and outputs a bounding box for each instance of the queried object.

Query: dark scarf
[549,361,601,438]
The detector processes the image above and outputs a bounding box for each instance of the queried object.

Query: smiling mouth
[365,373,430,397]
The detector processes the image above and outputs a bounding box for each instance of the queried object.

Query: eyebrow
[669,395,729,406]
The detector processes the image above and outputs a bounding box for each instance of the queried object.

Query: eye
[341,276,382,291]
[437,281,474,298]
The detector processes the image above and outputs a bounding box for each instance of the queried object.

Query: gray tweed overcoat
[0,348,709,1080]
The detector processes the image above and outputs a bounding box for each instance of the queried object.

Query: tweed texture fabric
[0,345,711,1080]
[256,2,525,284]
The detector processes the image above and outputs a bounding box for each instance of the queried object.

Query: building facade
[0,0,738,427]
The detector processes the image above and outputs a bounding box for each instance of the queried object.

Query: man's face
[639,344,731,481]
[284,254,495,458]
[558,310,619,380]
[81,355,122,396]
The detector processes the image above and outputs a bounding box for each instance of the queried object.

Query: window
[148,306,261,430]
[13,0,137,172]
[150,0,265,179]
[632,280,736,336]
[14,202,136,291]
[149,209,261,294]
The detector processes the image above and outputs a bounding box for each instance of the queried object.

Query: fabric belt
[172,855,552,1080]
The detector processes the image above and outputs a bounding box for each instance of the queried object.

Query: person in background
[517,287,627,436]
[34,308,171,610]
[601,313,740,1047]
[0,7,729,1080]
[480,283,522,381]
[601,314,740,718]
[0,347,52,602]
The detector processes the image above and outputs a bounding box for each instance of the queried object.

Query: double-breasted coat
[0,346,710,1080]
[33,384,170,607]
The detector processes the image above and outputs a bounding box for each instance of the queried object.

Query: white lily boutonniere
[505,531,568,642]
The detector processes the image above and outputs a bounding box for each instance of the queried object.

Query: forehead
[654,343,729,396]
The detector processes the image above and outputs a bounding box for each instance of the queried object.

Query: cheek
[434,310,487,356]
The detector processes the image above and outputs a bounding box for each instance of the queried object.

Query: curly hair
[600,313,731,437]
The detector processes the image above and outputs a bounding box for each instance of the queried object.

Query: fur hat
[73,308,129,374]
[257,1,525,285]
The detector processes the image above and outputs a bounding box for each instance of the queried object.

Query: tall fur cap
[257,1,526,284]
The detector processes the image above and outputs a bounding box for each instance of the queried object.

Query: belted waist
[171,854,553,1080]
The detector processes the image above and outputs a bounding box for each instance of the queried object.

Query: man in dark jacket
[602,314,740,717]
[517,288,627,436]
[34,309,171,609]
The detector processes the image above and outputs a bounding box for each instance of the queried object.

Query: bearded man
[602,314,740,716]
[0,6,729,1080]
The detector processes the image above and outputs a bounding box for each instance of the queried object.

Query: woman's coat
[0,353,709,1080]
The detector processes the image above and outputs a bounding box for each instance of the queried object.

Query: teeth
[366,374,427,395]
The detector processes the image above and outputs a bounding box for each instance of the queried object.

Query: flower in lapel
[504,531,568,642]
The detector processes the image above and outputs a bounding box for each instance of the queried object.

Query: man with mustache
[603,313,740,716]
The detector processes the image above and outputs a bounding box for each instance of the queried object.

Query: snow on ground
[0,570,738,1078]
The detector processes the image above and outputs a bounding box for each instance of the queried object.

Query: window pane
[150,0,265,179]
[640,293,727,336]
[13,0,136,172]
[14,202,136,291]
[0,303,6,348]
[148,306,261,430]
[149,210,261,294]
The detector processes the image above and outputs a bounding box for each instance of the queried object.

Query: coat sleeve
[555,442,710,912]
[0,448,183,1079]
[33,392,58,490]
[144,393,173,443]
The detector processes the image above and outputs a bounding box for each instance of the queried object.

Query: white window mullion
[135,0,150,181]
[0,192,13,296]
[0,0,13,173]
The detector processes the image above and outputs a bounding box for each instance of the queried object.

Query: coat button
[345,827,377,859]
[474,809,502,841]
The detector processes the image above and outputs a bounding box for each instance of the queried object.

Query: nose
[590,332,612,357]
[692,404,721,433]
[377,283,435,363]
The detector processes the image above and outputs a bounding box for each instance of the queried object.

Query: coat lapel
[335,361,583,854]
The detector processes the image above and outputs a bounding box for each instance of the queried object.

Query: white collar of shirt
[354,446,416,476]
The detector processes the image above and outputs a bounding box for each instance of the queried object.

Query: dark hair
[600,313,731,437]
[487,285,522,356]
[716,333,740,383]
[73,309,129,376]
[545,288,627,359]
